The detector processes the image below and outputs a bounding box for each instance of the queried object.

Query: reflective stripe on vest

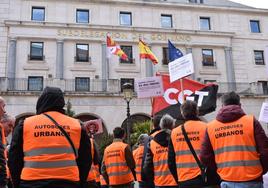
[21,112,81,182]
[133,145,144,182]
[176,162,199,168]
[108,169,132,177]
[217,160,261,168]
[207,115,263,181]
[171,120,207,182]
[214,145,256,155]
[150,139,177,186]
[24,160,77,168]
[154,170,173,176]
[24,147,75,156]
[104,141,134,185]
[153,159,168,167]
[175,149,200,156]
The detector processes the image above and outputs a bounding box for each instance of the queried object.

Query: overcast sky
[230,0,268,9]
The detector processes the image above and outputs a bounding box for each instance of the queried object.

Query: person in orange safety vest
[0,97,7,188]
[8,87,92,188]
[132,134,149,188]
[200,91,268,188]
[101,127,136,188]
[1,113,15,188]
[143,114,177,188]
[168,100,220,188]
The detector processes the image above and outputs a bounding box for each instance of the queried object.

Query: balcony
[0,78,121,94]
[0,77,267,96]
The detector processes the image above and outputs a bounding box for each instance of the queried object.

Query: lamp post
[122,82,133,145]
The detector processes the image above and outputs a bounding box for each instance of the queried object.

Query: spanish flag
[107,36,128,60]
[139,39,158,65]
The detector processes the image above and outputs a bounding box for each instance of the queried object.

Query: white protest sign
[259,102,268,123]
[168,53,194,83]
[135,76,164,98]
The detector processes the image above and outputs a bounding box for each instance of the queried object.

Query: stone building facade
[0,0,268,133]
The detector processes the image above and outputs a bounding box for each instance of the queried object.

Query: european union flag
[168,40,183,62]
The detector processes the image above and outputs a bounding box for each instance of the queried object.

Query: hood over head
[216,105,245,123]
[153,129,171,147]
[36,86,65,115]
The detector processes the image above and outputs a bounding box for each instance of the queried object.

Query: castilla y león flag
[152,74,218,119]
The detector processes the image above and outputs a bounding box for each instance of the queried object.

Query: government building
[0,0,268,134]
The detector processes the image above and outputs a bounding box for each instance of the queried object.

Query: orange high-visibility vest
[132,145,144,182]
[87,138,96,181]
[0,123,7,178]
[21,111,81,181]
[207,115,263,181]
[100,174,107,186]
[150,139,177,186]
[87,138,100,182]
[171,120,207,182]
[94,163,100,183]
[103,141,134,185]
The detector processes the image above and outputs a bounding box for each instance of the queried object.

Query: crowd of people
[0,87,268,188]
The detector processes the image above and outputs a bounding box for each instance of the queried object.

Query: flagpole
[180,78,185,103]
[107,57,110,79]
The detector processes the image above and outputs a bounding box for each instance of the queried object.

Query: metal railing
[0,78,121,93]
[0,77,267,95]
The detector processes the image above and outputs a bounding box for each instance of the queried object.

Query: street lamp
[122,82,133,145]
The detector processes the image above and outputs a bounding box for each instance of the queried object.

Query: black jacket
[8,87,92,188]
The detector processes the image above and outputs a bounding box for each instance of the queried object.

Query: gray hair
[159,114,175,130]
[1,114,14,123]
[137,134,148,145]
[0,97,4,104]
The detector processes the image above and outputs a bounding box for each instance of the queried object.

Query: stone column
[7,38,16,79]
[7,38,17,90]
[102,43,108,91]
[56,40,64,79]
[145,59,153,77]
[224,47,236,91]
[186,47,195,80]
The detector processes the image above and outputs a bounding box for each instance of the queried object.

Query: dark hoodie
[8,87,92,188]
[200,105,268,181]
[143,130,173,184]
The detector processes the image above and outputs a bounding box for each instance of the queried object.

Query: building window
[250,20,260,33]
[76,9,89,23]
[31,7,45,21]
[202,49,215,66]
[254,50,265,65]
[30,42,44,60]
[120,12,132,26]
[162,47,169,65]
[76,44,89,62]
[28,76,43,91]
[120,46,133,64]
[258,81,268,95]
[204,80,216,84]
[200,17,211,30]
[120,78,134,92]
[75,77,90,91]
[161,14,172,28]
[189,0,204,3]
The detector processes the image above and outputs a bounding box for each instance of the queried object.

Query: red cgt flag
[152,74,218,119]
